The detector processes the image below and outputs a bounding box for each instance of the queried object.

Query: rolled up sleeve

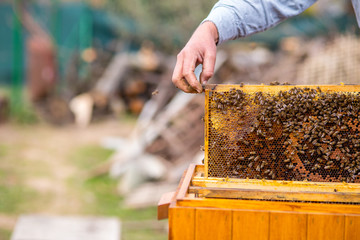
[203,0,317,44]
[352,0,360,28]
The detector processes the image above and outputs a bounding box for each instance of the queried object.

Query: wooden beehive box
[159,164,360,240]
[158,84,360,239]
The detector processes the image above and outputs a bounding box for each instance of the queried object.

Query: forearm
[203,0,317,44]
[352,0,360,27]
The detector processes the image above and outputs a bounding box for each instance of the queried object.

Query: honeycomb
[205,85,360,183]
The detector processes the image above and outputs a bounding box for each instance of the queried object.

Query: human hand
[172,21,219,93]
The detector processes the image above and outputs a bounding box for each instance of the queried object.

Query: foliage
[0,87,38,124]
[106,0,217,51]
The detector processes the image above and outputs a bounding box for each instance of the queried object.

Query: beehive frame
[204,84,360,180]
[202,84,360,203]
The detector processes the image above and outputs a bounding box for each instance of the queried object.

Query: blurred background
[0,0,359,239]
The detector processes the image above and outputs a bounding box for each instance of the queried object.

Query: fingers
[172,50,216,93]
[200,52,216,84]
[172,54,190,92]
[172,21,218,93]
[180,78,198,93]
[172,52,202,93]
[182,54,202,93]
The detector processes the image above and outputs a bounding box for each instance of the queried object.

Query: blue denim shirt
[203,0,360,44]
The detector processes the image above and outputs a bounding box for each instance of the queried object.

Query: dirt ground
[0,118,167,240]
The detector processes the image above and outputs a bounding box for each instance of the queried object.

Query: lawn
[0,120,168,240]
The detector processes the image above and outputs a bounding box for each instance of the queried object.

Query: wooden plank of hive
[177,165,360,214]
[157,191,175,220]
[167,165,196,240]
[176,164,196,200]
[233,210,269,240]
[178,197,360,215]
[190,166,360,203]
[169,207,195,240]
[269,212,307,240]
[195,208,232,240]
[204,86,210,178]
[345,215,360,240]
[188,185,360,204]
[307,213,344,240]
[204,84,360,93]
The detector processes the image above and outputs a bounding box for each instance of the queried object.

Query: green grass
[70,145,114,170]
[69,145,159,220]
[68,145,168,239]
[0,144,39,214]
[82,175,159,220]
[0,228,12,240]
[0,138,167,240]
[0,185,38,214]
[0,144,8,157]
[0,146,39,215]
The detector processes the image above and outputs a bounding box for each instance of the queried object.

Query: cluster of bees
[207,87,360,183]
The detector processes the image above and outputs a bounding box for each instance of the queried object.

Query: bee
[152,89,159,96]
[260,161,265,168]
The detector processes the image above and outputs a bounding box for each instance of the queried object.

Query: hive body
[161,85,360,239]
[166,165,360,240]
